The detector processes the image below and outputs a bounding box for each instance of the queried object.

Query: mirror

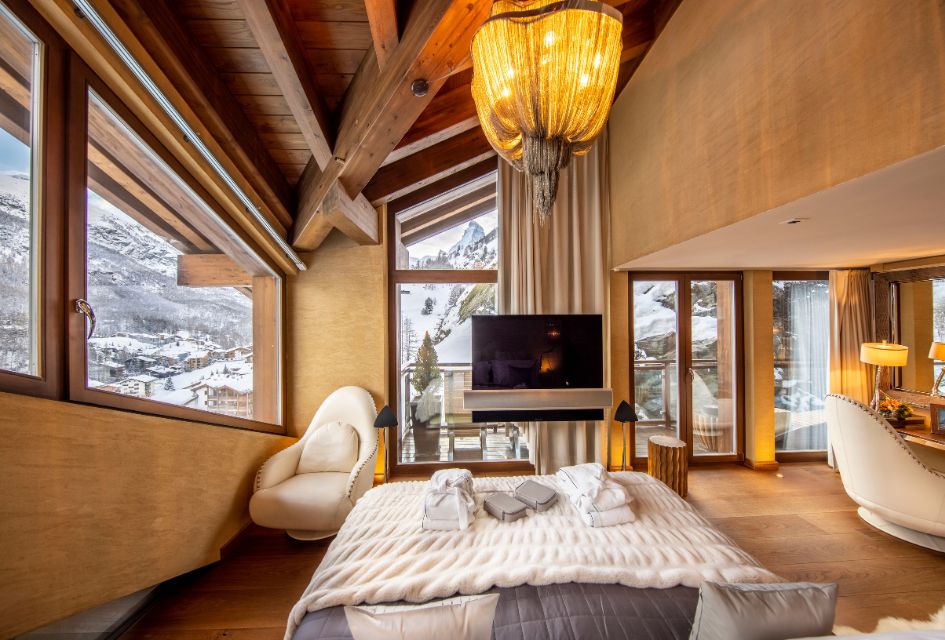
[891,278,945,394]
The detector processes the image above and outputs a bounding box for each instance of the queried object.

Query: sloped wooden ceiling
[137,0,678,252]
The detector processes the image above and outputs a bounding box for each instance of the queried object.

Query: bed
[287,472,779,640]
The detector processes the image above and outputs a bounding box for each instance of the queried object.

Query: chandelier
[471,0,623,221]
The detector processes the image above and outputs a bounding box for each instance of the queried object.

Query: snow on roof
[197,373,253,394]
[187,350,209,359]
[126,375,157,383]
[87,336,155,353]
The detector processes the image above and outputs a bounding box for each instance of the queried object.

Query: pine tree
[164,377,175,391]
[411,331,440,395]
[401,317,418,364]
[421,297,435,315]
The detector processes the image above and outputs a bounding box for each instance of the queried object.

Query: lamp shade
[929,342,945,361]
[860,341,909,367]
[374,405,398,429]
[614,400,638,423]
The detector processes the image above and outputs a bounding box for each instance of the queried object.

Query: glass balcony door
[630,274,743,464]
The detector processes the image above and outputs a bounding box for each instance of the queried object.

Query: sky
[0,127,30,173]
[407,210,498,260]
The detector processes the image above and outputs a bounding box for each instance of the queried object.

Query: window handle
[74,298,96,340]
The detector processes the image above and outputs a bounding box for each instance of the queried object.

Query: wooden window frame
[771,271,829,462]
[65,55,284,435]
[0,0,67,400]
[627,272,746,467]
[386,205,533,475]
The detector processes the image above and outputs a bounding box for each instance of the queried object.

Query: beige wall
[287,228,388,473]
[609,0,945,267]
[0,392,292,637]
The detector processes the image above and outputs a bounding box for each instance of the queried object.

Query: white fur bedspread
[285,472,780,639]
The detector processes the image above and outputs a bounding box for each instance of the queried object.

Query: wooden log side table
[647,435,688,497]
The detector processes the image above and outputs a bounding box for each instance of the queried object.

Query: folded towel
[422,468,476,531]
[580,503,636,528]
[557,465,635,528]
[556,465,630,512]
[430,468,474,494]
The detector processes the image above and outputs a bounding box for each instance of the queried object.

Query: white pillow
[344,594,499,640]
[296,421,359,474]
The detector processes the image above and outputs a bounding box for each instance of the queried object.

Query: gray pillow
[689,582,838,640]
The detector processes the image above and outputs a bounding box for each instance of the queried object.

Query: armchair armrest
[254,442,304,492]
[346,440,379,503]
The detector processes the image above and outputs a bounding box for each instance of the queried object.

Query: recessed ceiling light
[779,217,809,225]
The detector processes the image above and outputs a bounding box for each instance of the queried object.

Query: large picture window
[390,188,530,468]
[0,5,41,376]
[68,79,282,431]
[773,274,829,453]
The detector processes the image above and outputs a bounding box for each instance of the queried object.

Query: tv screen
[471,314,603,422]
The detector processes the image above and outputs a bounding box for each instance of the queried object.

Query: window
[773,276,829,452]
[69,84,281,431]
[630,273,743,463]
[0,4,41,376]
[889,276,945,394]
[391,185,529,467]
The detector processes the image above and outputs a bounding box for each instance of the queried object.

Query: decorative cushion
[297,421,359,474]
[689,582,837,640]
[344,594,499,640]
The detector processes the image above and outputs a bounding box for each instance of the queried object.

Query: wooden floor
[122,462,945,638]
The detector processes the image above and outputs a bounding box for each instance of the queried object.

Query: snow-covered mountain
[409,220,497,270]
[0,171,252,373]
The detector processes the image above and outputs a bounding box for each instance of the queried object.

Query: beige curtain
[498,132,611,474]
[828,269,873,404]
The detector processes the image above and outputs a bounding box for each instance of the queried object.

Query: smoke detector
[779,217,809,225]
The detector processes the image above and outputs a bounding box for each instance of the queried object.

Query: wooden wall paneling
[109,0,295,229]
[364,126,495,204]
[252,276,280,424]
[0,391,292,637]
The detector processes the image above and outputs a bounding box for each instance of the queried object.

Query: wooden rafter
[364,126,495,205]
[108,0,295,229]
[177,254,252,287]
[291,0,491,250]
[235,0,379,247]
[388,157,498,217]
[401,183,497,241]
[364,0,398,70]
[402,197,497,245]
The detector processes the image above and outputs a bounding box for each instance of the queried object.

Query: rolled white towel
[430,468,473,494]
[556,465,630,512]
[580,503,636,528]
[421,468,476,531]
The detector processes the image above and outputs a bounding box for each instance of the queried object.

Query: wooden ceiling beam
[108,0,295,230]
[386,70,479,165]
[402,197,497,246]
[236,0,378,247]
[177,254,253,287]
[401,183,496,236]
[388,157,498,217]
[365,0,399,70]
[292,0,491,250]
[364,126,495,205]
[235,0,333,168]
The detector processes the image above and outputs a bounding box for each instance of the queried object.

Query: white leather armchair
[825,394,945,552]
[249,386,378,540]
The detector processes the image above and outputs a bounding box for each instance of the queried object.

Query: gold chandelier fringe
[471,0,622,217]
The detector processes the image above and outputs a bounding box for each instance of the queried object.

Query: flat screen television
[470,314,603,422]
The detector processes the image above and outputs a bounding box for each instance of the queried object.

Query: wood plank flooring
[122,462,945,638]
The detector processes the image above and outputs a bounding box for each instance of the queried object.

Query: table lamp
[860,340,909,410]
[929,342,945,396]
[614,400,638,472]
[374,405,398,482]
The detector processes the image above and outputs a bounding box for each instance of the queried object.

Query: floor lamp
[374,405,398,483]
[860,341,909,410]
[614,400,638,472]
